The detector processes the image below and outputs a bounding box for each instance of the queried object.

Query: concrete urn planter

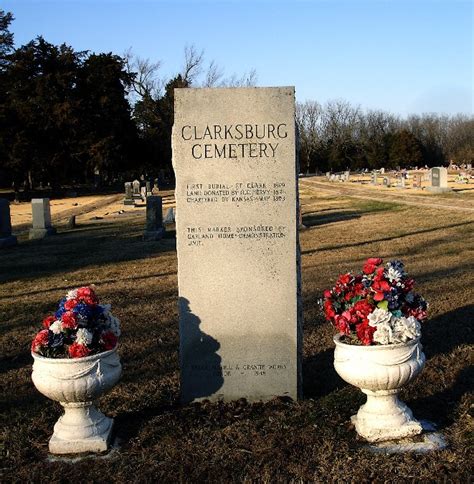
[32,346,121,454]
[333,335,425,442]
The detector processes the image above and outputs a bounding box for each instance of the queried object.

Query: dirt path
[300,177,474,213]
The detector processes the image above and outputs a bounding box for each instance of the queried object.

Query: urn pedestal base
[351,390,423,442]
[49,402,114,454]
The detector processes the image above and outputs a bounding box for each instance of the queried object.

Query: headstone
[383,177,390,187]
[143,196,165,240]
[123,182,135,205]
[173,87,302,403]
[132,179,141,198]
[163,207,175,225]
[343,171,350,182]
[140,186,147,200]
[325,172,330,179]
[330,174,336,182]
[380,167,385,174]
[146,180,152,196]
[0,199,18,248]
[412,173,422,188]
[29,198,56,239]
[398,176,406,188]
[428,167,451,192]
[371,171,378,185]
[467,163,472,170]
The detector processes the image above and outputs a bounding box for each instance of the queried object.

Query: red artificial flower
[338,274,351,285]
[324,300,336,321]
[42,315,56,329]
[404,278,415,292]
[353,300,374,320]
[335,315,351,335]
[367,257,383,266]
[77,286,99,306]
[323,289,332,298]
[356,321,376,346]
[64,299,78,311]
[372,279,391,301]
[375,266,385,278]
[101,331,117,351]
[405,307,427,321]
[68,342,91,358]
[363,258,383,275]
[32,329,49,353]
[61,311,77,330]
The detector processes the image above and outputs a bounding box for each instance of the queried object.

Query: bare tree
[182,44,204,84]
[124,48,162,100]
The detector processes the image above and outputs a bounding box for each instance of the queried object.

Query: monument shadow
[179,297,224,403]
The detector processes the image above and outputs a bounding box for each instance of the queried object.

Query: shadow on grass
[302,220,473,255]
[302,211,361,227]
[422,304,474,359]
[302,348,347,399]
[0,220,176,285]
[410,365,473,427]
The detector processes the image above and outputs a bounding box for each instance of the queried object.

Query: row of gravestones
[326,171,350,182]
[0,198,57,248]
[370,167,450,191]
[124,179,161,205]
[0,196,176,248]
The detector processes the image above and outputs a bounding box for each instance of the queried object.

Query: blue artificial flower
[73,302,93,321]
[55,298,67,319]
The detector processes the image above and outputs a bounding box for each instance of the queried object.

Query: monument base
[0,235,18,248]
[143,228,165,241]
[29,227,57,240]
[123,199,135,206]
[427,187,452,193]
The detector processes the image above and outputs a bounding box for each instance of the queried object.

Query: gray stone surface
[368,421,447,454]
[132,179,141,198]
[173,87,302,403]
[163,207,175,225]
[143,195,165,240]
[429,167,451,192]
[0,199,17,248]
[124,182,134,205]
[29,198,56,240]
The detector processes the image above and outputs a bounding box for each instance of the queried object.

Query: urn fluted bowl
[333,334,425,442]
[32,346,122,454]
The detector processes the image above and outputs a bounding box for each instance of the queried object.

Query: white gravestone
[173,87,302,403]
[29,198,56,240]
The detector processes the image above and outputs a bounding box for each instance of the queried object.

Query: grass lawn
[1,187,473,482]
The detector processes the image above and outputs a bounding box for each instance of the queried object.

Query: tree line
[297,100,473,174]
[0,9,472,193]
[0,10,256,191]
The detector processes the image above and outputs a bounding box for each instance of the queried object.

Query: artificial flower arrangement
[31,286,120,358]
[322,258,427,345]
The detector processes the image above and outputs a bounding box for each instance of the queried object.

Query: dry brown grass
[1,186,473,482]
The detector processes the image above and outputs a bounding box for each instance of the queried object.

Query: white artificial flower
[367,308,392,327]
[373,322,393,345]
[75,328,93,346]
[66,289,78,300]
[392,316,421,343]
[386,267,402,283]
[49,320,63,334]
